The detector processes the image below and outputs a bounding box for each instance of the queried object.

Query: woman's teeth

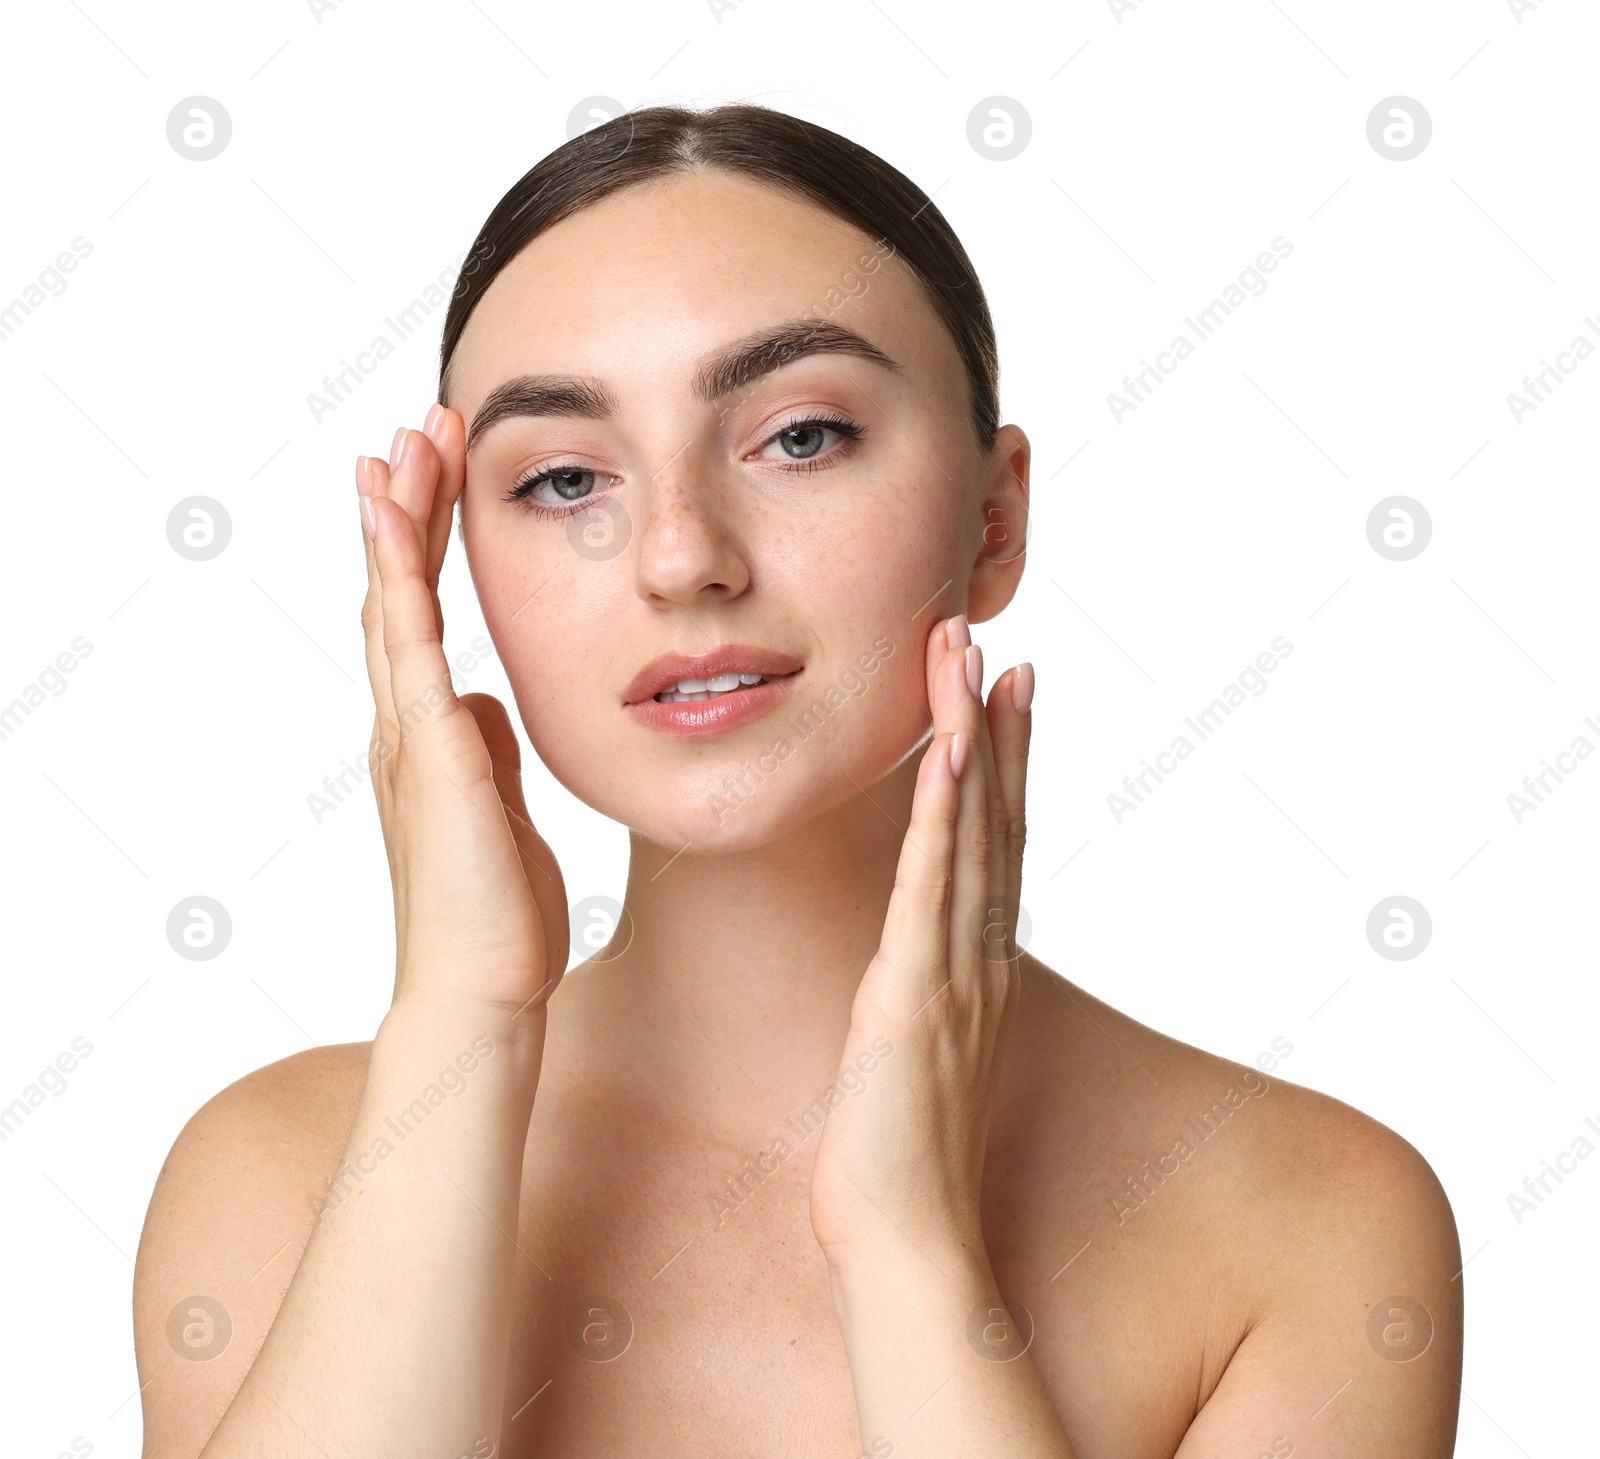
[656,672,769,703]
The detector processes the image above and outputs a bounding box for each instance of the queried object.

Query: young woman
[133,104,1462,1458]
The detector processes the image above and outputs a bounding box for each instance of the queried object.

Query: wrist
[825,1238,1005,1376]
[377,989,547,1083]
[825,1229,994,1306]
[818,1200,987,1279]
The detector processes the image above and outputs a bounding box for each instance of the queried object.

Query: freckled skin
[445,172,1004,854]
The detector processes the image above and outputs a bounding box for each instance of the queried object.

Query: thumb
[460,692,531,825]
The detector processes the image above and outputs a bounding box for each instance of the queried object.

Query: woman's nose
[630,452,750,608]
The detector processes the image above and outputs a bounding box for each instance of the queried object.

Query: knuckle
[1006,810,1028,866]
[916,980,962,1031]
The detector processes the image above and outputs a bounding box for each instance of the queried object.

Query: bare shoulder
[1010,953,1452,1193]
[133,1042,372,1458]
[1003,956,1462,1455]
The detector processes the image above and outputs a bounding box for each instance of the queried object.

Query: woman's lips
[621,643,806,739]
[626,671,802,739]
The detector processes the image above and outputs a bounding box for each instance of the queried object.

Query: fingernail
[360,495,376,542]
[965,644,983,701]
[423,404,445,440]
[947,614,971,649]
[1011,662,1035,715]
[355,456,372,496]
[948,731,969,780]
[390,427,407,470]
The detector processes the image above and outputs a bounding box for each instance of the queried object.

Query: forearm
[829,1247,1078,1459]
[200,994,542,1459]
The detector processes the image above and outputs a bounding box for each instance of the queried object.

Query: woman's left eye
[755,416,864,467]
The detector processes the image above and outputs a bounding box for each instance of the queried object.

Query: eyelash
[502,413,866,519]
[765,412,866,473]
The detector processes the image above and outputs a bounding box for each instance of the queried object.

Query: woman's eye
[510,467,601,508]
[756,417,862,465]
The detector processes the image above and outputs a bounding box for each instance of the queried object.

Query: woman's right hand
[356,405,569,1020]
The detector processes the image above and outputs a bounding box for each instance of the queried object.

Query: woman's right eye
[505,466,604,514]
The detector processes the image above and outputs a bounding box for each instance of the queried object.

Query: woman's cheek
[860,634,939,764]
[478,607,617,810]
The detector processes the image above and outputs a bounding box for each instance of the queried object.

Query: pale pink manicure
[947,614,971,649]
[965,644,983,700]
[390,427,407,470]
[360,496,376,542]
[1011,662,1035,715]
[949,731,969,780]
[423,404,445,440]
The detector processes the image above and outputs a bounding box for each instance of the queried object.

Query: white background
[1,1,1593,1454]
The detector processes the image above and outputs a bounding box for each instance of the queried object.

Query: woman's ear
[966,423,1031,626]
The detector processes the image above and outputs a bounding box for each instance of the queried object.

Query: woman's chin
[606,736,929,858]
[619,783,840,857]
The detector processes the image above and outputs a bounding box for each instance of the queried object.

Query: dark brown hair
[437,103,999,452]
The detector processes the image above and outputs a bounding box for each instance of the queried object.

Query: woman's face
[445,169,1028,851]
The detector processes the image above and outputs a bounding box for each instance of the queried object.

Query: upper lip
[624,645,805,705]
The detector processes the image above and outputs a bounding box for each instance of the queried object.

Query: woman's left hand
[810,613,1033,1274]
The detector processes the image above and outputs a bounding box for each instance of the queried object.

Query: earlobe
[966,424,1030,625]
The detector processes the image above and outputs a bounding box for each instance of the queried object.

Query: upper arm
[1174,1096,1463,1459]
[132,1046,367,1459]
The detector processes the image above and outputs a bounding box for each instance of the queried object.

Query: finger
[865,729,962,1022]
[423,406,467,588]
[924,614,953,708]
[949,640,1011,970]
[383,425,443,546]
[460,692,569,986]
[370,492,461,738]
[929,640,994,999]
[985,663,1033,960]
[357,454,397,738]
[381,425,450,643]
[463,691,529,822]
[928,616,975,739]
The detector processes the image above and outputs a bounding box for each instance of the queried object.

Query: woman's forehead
[447,172,947,409]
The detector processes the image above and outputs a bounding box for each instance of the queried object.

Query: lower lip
[626,672,801,739]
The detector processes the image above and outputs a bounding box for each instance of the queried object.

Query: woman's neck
[594,748,924,1109]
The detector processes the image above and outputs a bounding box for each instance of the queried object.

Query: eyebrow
[465,378,615,455]
[464,318,901,454]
